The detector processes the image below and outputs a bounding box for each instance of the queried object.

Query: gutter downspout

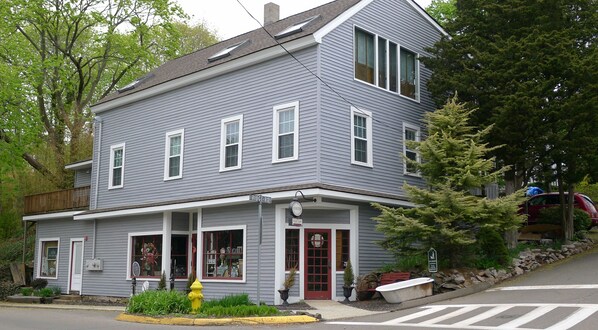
[92,116,102,259]
[93,116,103,210]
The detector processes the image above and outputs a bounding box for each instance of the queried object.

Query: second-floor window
[109,143,125,189]
[164,129,184,180]
[403,123,420,175]
[220,115,243,171]
[400,48,418,99]
[351,107,373,167]
[354,27,419,100]
[272,101,299,163]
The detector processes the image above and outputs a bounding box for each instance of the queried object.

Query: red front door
[304,229,331,299]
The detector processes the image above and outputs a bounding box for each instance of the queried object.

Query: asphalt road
[328,246,598,330]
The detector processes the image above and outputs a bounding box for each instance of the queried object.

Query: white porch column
[162,212,172,285]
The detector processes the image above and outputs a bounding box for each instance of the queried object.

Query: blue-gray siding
[91,48,320,210]
[358,203,394,274]
[35,218,94,291]
[74,169,92,188]
[201,204,276,303]
[318,0,442,196]
[84,214,163,296]
[89,1,441,211]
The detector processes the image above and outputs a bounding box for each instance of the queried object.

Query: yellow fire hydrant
[188,278,204,313]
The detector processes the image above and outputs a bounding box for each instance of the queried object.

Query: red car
[521,192,598,228]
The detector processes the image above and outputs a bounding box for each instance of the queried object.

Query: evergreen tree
[373,99,525,267]
[421,0,598,240]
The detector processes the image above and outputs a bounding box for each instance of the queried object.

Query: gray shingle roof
[96,0,361,105]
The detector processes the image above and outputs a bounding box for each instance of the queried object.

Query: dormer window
[275,15,319,39]
[208,40,250,62]
[117,74,154,93]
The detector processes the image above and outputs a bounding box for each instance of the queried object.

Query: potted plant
[342,260,354,302]
[278,266,297,306]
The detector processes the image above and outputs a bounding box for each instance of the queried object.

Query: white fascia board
[92,36,318,114]
[405,0,449,37]
[23,211,83,222]
[313,0,374,43]
[64,160,92,170]
[73,188,412,220]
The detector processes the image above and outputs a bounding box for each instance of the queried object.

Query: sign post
[249,194,272,305]
[428,248,438,290]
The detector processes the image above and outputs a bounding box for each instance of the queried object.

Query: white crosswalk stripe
[329,303,598,330]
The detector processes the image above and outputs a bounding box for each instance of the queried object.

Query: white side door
[69,240,84,293]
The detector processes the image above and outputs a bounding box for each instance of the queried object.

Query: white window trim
[199,225,247,283]
[164,129,184,181]
[403,122,421,176]
[219,115,244,172]
[272,101,299,163]
[37,237,60,279]
[126,231,164,281]
[351,107,373,167]
[108,143,125,189]
[353,25,420,102]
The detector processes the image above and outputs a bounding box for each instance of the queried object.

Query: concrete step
[57,294,81,301]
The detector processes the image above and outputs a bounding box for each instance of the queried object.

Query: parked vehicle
[521,192,598,228]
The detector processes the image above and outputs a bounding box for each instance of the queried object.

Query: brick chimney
[264,2,280,26]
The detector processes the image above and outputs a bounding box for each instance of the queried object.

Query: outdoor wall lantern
[288,190,316,226]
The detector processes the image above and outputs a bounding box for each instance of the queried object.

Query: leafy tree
[0,0,219,240]
[0,0,219,189]
[426,0,457,27]
[373,99,525,267]
[421,0,598,240]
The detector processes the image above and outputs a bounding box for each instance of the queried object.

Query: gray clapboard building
[23,0,446,304]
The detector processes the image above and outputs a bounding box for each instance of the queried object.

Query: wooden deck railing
[24,186,90,215]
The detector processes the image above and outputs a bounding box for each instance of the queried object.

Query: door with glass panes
[304,229,331,299]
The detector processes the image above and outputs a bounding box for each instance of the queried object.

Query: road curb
[115,312,319,325]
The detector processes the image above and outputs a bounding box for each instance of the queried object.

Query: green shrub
[477,227,510,267]
[0,281,19,300]
[48,286,61,296]
[200,293,251,309]
[538,207,591,232]
[199,305,279,317]
[198,294,279,317]
[30,278,48,290]
[343,260,354,287]
[127,290,191,316]
[157,271,167,290]
[35,287,55,298]
[20,287,34,296]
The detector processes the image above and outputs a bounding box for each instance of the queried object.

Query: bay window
[354,27,418,99]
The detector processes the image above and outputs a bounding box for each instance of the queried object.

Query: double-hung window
[403,123,420,175]
[164,129,184,180]
[220,115,243,171]
[38,238,59,278]
[351,107,373,167]
[354,27,418,100]
[272,101,299,163]
[400,48,418,99]
[109,143,125,189]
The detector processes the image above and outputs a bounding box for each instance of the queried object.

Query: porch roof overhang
[23,210,85,222]
[73,183,413,221]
